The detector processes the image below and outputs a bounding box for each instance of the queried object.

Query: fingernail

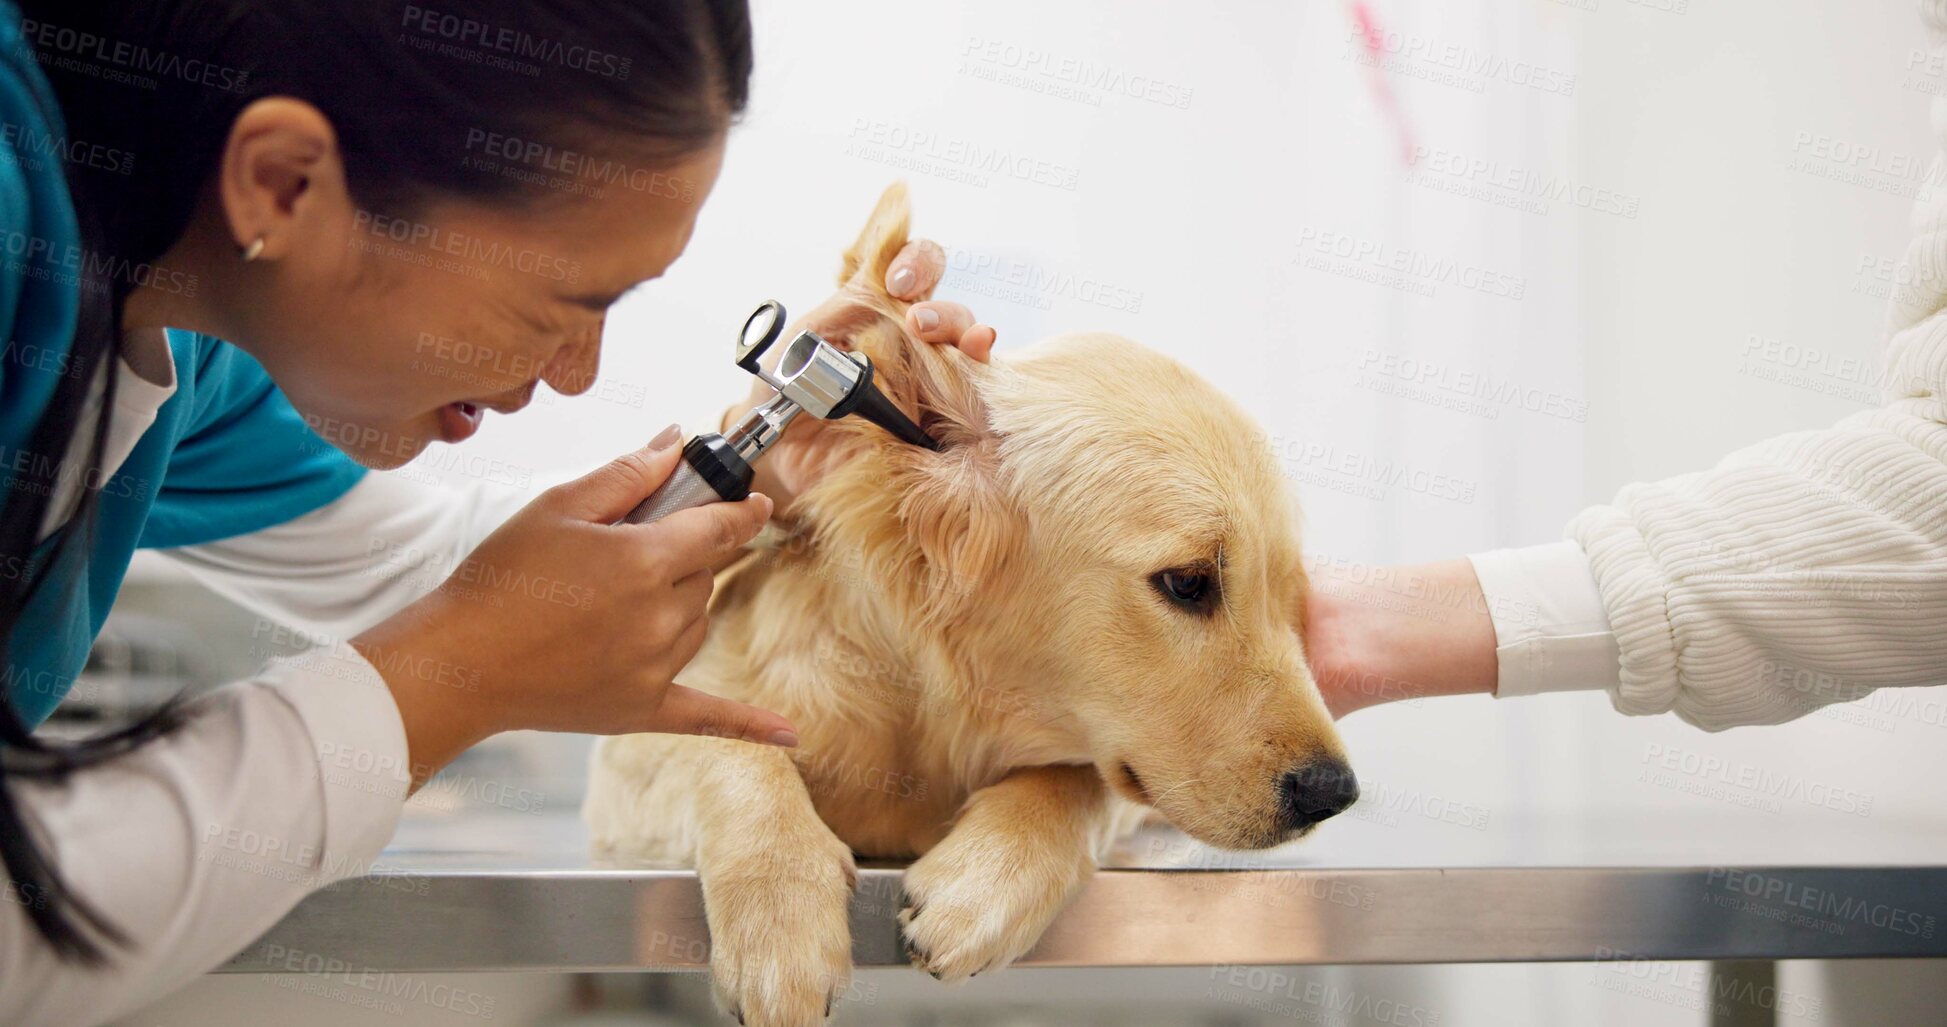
[768,729,800,748]
[889,265,916,297]
[648,424,682,451]
[752,492,774,519]
[913,307,940,332]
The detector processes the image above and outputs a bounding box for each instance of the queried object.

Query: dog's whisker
[1144,778,1203,809]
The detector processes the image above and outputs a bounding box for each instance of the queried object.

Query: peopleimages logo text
[351,211,581,283]
[401,5,633,80]
[16,19,249,92]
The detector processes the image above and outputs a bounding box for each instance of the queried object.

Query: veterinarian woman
[0,3,992,1023]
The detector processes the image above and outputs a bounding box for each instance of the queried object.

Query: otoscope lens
[778,334,819,380]
[735,300,787,374]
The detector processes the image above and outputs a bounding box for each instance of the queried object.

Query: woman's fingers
[670,566,714,609]
[545,429,686,522]
[888,239,998,361]
[907,300,972,340]
[956,322,998,363]
[646,683,799,747]
[907,301,997,363]
[639,492,774,579]
[886,238,946,300]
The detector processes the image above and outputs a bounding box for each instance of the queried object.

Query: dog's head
[797,185,1355,850]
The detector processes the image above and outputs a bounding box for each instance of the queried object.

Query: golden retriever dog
[584,184,1357,1026]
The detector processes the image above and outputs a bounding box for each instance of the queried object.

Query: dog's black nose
[1278,759,1360,830]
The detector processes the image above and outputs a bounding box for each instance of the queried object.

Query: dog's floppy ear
[839,182,912,293]
[813,335,1016,622]
[798,182,1020,623]
[888,348,1014,616]
[806,341,1018,624]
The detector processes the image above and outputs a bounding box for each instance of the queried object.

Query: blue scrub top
[1,5,366,725]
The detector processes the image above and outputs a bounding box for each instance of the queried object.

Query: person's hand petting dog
[728,239,998,517]
[1301,559,1500,719]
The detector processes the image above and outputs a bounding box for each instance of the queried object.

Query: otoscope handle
[621,434,756,525]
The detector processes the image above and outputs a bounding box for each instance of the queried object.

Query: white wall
[1546,0,1947,831]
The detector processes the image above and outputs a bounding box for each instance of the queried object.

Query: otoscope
[621,300,942,526]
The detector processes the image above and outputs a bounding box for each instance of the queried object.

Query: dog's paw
[704,837,858,1026]
[897,825,1092,982]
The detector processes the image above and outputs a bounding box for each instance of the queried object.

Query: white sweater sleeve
[156,469,552,644]
[1465,1,1947,732]
[0,643,408,1027]
[1566,396,1947,730]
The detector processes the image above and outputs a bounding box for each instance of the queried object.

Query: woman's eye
[1151,568,1218,614]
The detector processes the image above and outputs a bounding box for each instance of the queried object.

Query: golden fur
[585,184,1349,1026]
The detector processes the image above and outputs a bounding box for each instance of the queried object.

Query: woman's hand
[736,239,997,516]
[1302,558,1500,718]
[883,239,998,360]
[352,428,795,788]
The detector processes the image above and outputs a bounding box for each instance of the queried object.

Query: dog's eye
[1151,567,1218,615]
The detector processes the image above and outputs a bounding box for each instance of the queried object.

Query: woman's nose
[542,329,602,396]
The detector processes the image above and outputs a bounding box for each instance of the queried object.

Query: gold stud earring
[240,237,266,262]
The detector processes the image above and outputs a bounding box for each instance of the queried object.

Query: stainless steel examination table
[221,807,1947,1026]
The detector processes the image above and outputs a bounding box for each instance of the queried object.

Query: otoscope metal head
[733,300,943,452]
[620,300,940,527]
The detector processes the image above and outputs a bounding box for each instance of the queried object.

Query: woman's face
[230,137,725,469]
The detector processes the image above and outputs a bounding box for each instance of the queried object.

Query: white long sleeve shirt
[4,641,409,1027]
[0,332,539,1026]
[1467,9,1947,732]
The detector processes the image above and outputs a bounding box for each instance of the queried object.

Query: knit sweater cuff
[1569,501,1682,718]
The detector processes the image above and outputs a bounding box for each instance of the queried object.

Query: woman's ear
[218,98,346,261]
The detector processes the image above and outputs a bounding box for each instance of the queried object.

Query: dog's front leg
[898,764,1117,981]
[590,737,856,1027]
[700,747,857,1027]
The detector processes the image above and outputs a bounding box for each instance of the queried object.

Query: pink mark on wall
[1348,0,1418,166]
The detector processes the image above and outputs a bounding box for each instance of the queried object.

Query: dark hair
[2,0,751,963]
